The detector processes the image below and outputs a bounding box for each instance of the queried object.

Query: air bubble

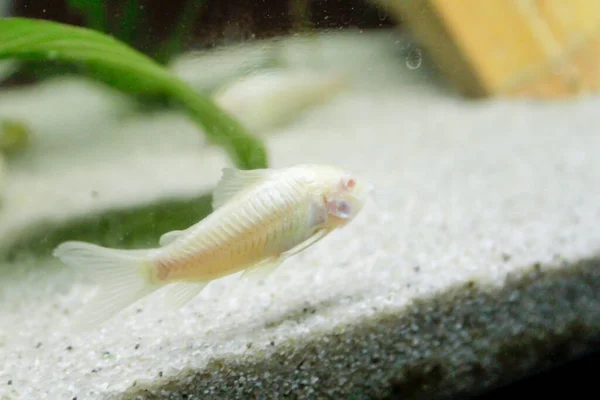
[405,47,422,70]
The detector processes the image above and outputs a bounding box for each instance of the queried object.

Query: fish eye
[341,175,356,190]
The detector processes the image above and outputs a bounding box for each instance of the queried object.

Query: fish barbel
[53,164,373,329]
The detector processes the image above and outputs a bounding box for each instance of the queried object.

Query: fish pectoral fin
[281,228,331,258]
[212,167,272,209]
[240,257,283,283]
[159,281,209,311]
[239,230,331,285]
[159,230,185,246]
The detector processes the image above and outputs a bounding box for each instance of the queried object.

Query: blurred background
[0,1,599,399]
[1,0,396,87]
[2,0,599,97]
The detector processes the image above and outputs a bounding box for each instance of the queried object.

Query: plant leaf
[155,0,206,64]
[0,17,268,170]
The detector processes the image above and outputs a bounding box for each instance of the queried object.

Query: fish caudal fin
[53,241,159,331]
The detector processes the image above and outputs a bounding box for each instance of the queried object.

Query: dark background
[12,0,397,51]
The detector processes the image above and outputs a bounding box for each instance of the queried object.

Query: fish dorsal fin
[212,167,271,209]
[159,230,184,246]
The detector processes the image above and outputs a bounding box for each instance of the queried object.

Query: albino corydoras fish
[53,164,373,329]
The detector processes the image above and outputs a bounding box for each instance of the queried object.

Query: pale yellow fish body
[53,164,372,329]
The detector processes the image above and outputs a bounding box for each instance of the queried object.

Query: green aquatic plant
[66,0,203,64]
[0,17,267,169]
[7,1,204,86]
[152,0,206,64]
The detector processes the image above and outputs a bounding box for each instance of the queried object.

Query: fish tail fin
[53,241,159,331]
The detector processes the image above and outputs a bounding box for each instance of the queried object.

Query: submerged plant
[65,0,204,64]
[0,17,268,170]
